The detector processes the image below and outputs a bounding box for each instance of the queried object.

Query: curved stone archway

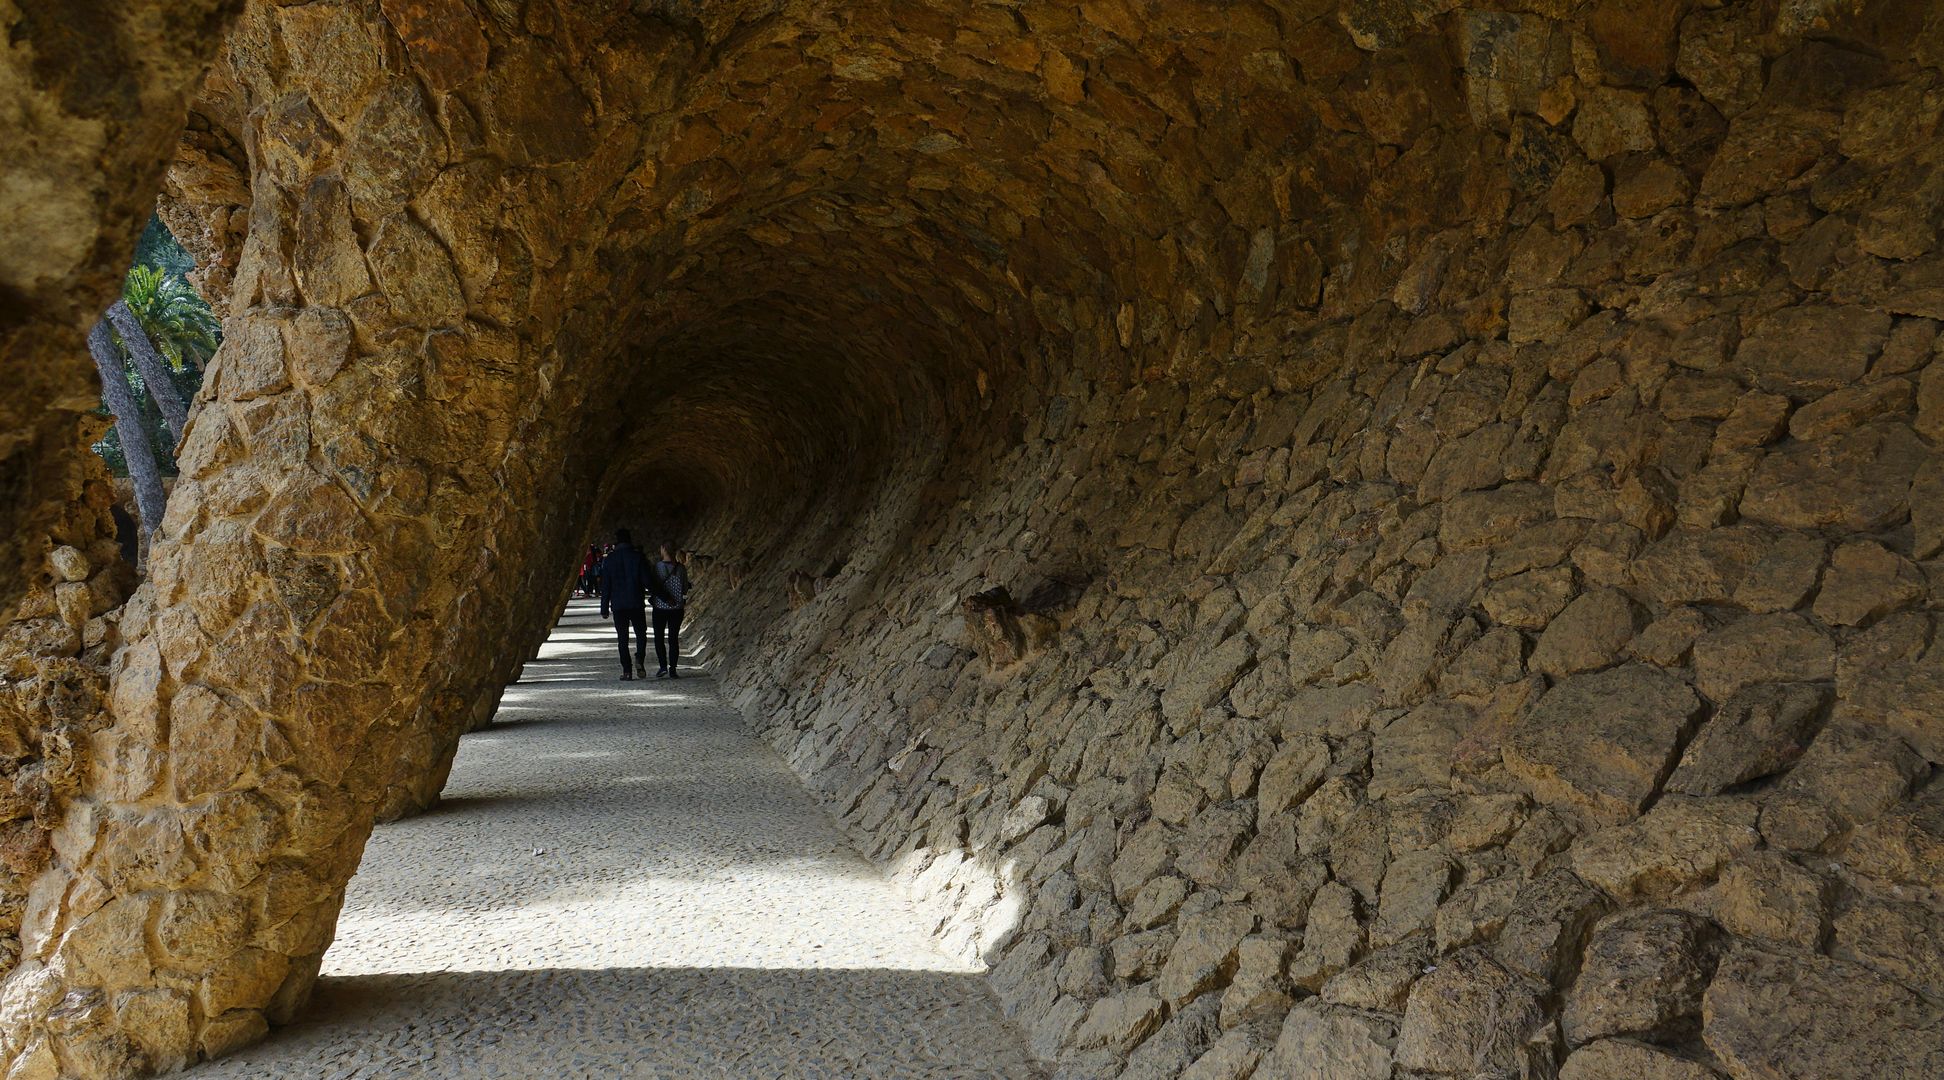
[4,1,1944,1077]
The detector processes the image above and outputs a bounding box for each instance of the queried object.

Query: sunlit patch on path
[190,599,1036,1079]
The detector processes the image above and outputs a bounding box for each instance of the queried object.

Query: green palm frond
[122,264,221,371]
[123,264,164,310]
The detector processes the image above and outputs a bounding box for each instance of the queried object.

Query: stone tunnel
[3,0,1943,1076]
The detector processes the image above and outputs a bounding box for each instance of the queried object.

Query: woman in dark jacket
[648,543,692,679]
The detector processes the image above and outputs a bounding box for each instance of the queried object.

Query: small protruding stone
[48,546,90,583]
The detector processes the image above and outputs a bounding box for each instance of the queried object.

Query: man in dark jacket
[599,528,652,680]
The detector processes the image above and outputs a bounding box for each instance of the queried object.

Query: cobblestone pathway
[194,599,1037,1079]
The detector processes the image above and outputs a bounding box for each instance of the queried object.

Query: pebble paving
[193,599,1038,1079]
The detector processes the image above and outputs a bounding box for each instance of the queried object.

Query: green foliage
[135,214,195,277]
[122,264,221,372]
[89,214,221,477]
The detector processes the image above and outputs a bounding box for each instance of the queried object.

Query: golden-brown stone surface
[0,1,241,625]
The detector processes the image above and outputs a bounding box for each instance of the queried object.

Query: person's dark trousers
[613,607,647,675]
[652,607,685,675]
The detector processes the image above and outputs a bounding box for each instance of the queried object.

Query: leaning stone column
[0,2,641,1074]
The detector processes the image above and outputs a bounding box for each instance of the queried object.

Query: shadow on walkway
[196,965,1038,1079]
[182,598,1037,1079]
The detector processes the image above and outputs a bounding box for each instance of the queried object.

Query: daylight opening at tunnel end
[2,1,1943,1078]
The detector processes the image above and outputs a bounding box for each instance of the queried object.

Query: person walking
[648,542,692,679]
[599,529,652,680]
[578,544,601,597]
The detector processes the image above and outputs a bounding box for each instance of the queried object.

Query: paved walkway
[195,599,1037,1079]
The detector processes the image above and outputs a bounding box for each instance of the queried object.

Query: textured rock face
[0,461,135,977]
[0,1,240,625]
[4,1,1944,1078]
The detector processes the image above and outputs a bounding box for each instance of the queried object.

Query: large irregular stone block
[1560,1038,1724,1080]
[1338,0,1461,52]
[1778,719,1926,829]
[1459,12,1571,127]
[1703,947,1944,1080]
[1071,989,1164,1054]
[1691,613,1834,704]
[1255,735,1329,822]
[1118,995,1221,1080]
[1836,640,1944,763]
[1696,851,1828,949]
[1572,798,1760,902]
[1157,904,1254,1006]
[1586,0,1687,86]
[1175,800,1253,886]
[1739,422,1929,532]
[1505,664,1703,824]
[1829,894,1944,1000]
[58,896,156,990]
[1257,1001,1395,1080]
[1836,788,1944,906]
[1494,869,1612,988]
[1288,882,1363,992]
[1791,380,1917,443]
[1368,701,1468,800]
[1529,588,1643,676]
[1730,534,1825,614]
[1319,938,1429,1012]
[1159,633,1256,731]
[377,0,489,92]
[1629,528,1770,609]
[1219,934,1294,1027]
[1180,1026,1269,1080]
[1481,565,1576,629]
[1698,110,1830,208]
[1666,683,1828,796]
[1371,849,1453,948]
[1735,306,1892,398]
[1442,484,1554,550]
[1435,875,1521,953]
[1395,948,1549,1075]
[1563,908,1719,1047]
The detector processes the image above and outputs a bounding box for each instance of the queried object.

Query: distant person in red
[577,544,600,596]
[648,542,692,679]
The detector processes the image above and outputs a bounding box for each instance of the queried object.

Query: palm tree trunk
[88,318,167,550]
[106,298,189,444]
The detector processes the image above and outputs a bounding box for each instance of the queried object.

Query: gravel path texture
[192,599,1037,1079]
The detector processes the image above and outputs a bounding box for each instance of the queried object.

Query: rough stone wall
[0,0,241,622]
[156,88,250,321]
[0,451,135,979]
[667,5,1944,1079]
[5,2,1944,1079]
